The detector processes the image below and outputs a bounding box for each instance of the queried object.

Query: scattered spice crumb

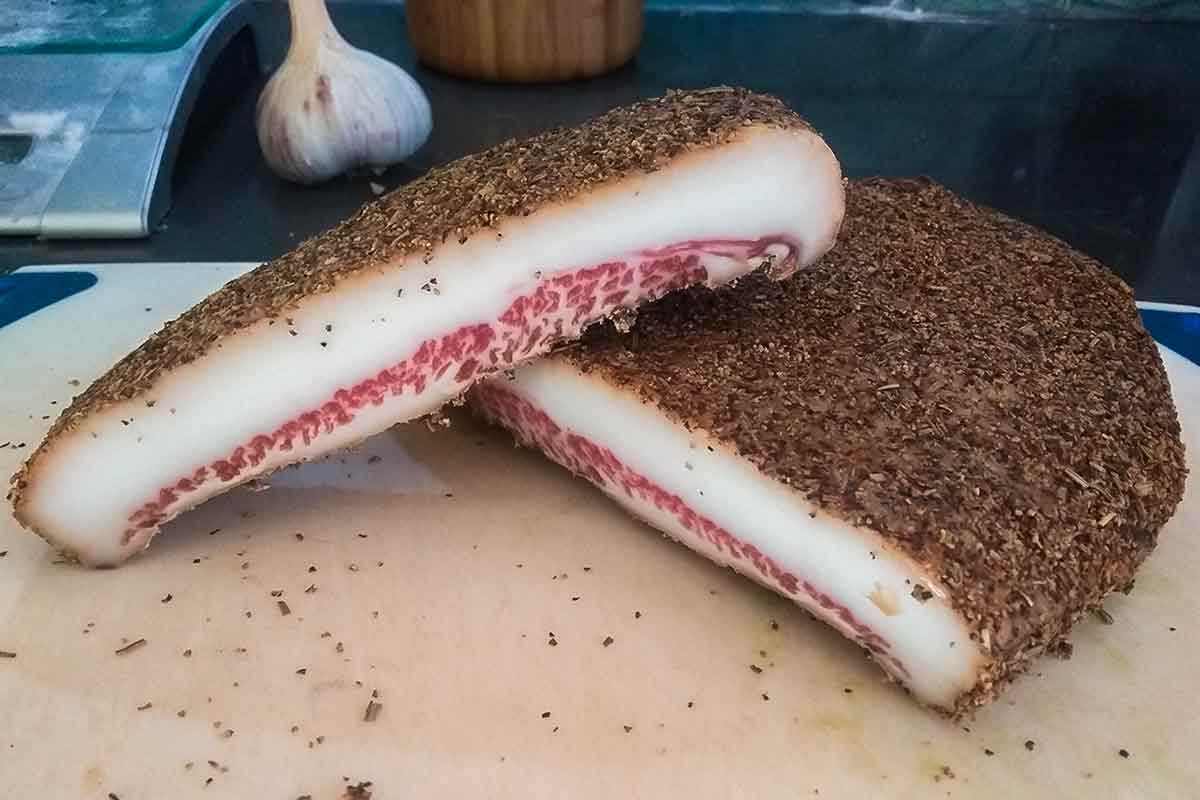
[548,634,558,647]
[115,638,147,655]
[336,641,344,653]
[1119,749,1130,759]
[602,636,614,647]
[305,584,317,593]
[177,710,187,718]
[1094,607,1114,625]
[541,711,551,719]
[137,702,152,711]
[222,729,234,738]
[161,593,173,603]
[278,601,292,616]
[749,664,763,674]
[761,693,770,702]
[295,533,304,541]
[343,781,373,800]
[583,566,591,572]
[270,589,284,597]
[984,748,995,756]
[634,610,642,619]
[0,651,15,659]
[623,725,633,733]
[109,793,121,800]
[941,766,955,780]
[687,701,694,708]
[844,688,853,694]
[185,762,194,770]
[296,668,307,675]
[205,778,213,786]
[1049,640,1074,660]
[308,565,318,573]
[183,649,192,658]
[364,700,383,722]
[1025,740,1036,751]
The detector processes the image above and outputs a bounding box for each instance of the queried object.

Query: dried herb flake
[115,638,146,655]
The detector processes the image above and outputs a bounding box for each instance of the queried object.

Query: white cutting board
[1,264,1197,800]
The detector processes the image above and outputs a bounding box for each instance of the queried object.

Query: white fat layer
[481,360,987,710]
[24,127,844,566]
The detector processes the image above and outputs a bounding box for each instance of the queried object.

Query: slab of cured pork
[470,178,1187,716]
[9,88,845,566]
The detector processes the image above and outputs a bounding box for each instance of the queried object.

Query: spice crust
[564,178,1187,714]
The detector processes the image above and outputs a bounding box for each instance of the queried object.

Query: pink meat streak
[124,238,795,544]
[471,381,911,681]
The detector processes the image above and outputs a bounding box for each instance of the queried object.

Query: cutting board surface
[1,264,1197,799]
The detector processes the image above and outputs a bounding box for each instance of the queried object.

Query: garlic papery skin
[256,0,433,185]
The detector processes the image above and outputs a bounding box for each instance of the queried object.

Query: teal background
[647,0,1199,19]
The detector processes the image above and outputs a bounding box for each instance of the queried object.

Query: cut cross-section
[9,88,844,566]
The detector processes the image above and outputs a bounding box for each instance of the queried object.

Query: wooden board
[1,264,1196,799]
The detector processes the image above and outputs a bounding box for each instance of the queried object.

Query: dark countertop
[3,3,1199,303]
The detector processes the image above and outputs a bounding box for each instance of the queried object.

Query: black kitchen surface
[2,3,1198,304]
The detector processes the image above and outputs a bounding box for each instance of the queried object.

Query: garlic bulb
[256,0,432,184]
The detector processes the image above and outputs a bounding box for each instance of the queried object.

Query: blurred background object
[406,0,643,83]
[0,0,256,238]
[256,0,431,184]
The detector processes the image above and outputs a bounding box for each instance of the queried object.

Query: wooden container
[405,0,643,83]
